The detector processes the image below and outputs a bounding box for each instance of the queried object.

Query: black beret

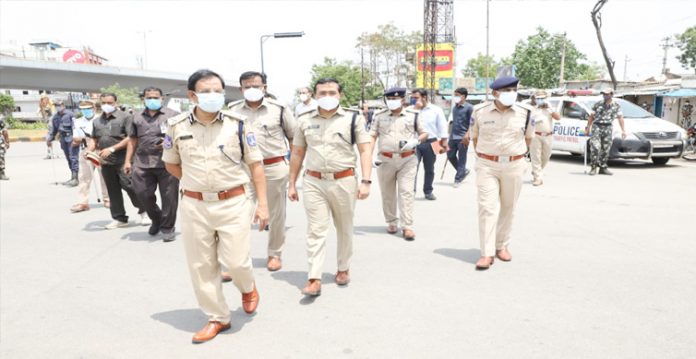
[490,76,519,90]
[384,87,407,97]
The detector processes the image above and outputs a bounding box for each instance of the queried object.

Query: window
[562,101,588,121]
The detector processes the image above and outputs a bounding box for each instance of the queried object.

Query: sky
[1,0,695,103]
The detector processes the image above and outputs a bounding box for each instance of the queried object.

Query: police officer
[447,87,474,187]
[228,71,296,271]
[87,93,147,229]
[125,87,180,241]
[369,87,427,241]
[0,114,8,180]
[469,76,535,270]
[70,100,110,212]
[162,69,268,344]
[288,78,373,297]
[586,88,626,176]
[47,100,79,186]
[529,90,560,186]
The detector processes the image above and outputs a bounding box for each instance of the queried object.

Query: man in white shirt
[410,89,448,200]
[294,87,318,117]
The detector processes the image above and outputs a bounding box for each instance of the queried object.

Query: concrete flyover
[0,56,242,100]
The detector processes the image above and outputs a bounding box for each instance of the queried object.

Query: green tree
[675,26,696,73]
[574,61,605,81]
[100,83,140,108]
[510,27,595,88]
[0,93,15,116]
[356,23,422,89]
[310,57,383,107]
[461,53,500,78]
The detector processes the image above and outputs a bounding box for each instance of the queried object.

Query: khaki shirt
[162,109,263,192]
[470,102,535,156]
[532,107,555,134]
[369,108,424,153]
[228,98,296,159]
[293,107,371,172]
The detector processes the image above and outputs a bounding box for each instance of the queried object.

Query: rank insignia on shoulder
[246,133,257,147]
[163,135,173,149]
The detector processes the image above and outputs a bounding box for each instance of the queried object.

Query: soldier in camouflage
[0,115,9,180]
[585,88,626,176]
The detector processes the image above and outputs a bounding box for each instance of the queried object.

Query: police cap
[490,76,519,90]
[384,87,407,97]
[79,100,94,108]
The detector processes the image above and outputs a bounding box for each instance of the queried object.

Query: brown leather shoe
[192,321,231,344]
[475,256,495,270]
[70,203,89,213]
[335,270,350,286]
[221,272,233,283]
[496,248,512,262]
[403,229,416,241]
[301,279,321,296]
[267,256,282,272]
[242,284,259,314]
[386,224,398,234]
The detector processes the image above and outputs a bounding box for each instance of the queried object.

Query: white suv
[547,96,687,165]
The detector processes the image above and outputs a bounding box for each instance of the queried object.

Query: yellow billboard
[416,43,455,92]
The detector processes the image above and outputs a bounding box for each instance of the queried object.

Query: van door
[553,100,590,153]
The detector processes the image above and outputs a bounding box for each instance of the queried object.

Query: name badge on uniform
[246,132,257,147]
[163,135,173,149]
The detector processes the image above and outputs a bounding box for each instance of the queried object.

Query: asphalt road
[1,142,695,358]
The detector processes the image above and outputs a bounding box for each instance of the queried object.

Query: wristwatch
[361,179,372,185]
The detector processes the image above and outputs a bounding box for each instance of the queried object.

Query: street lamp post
[260,31,305,74]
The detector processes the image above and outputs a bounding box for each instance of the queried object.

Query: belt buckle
[499,156,510,163]
[201,192,219,202]
[320,172,333,180]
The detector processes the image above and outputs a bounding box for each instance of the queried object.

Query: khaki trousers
[377,154,417,230]
[264,161,289,257]
[475,158,526,257]
[530,135,553,180]
[302,175,357,280]
[76,153,109,205]
[180,193,255,324]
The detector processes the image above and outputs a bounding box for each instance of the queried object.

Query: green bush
[5,116,48,130]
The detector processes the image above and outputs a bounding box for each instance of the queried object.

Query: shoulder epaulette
[219,109,245,122]
[227,99,244,109]
[473,102,493,111]
[515,102,534,111]
[265,97,286,109]
[167,112,191,126]
[343,107,360,113]
[298,109,318,118]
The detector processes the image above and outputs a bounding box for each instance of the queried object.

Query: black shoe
[148,222,161,235]
[598,167,613,175]
[424,193,437,200]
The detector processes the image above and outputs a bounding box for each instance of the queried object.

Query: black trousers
[101,164,145,222]
[131,166,179,232]
[447,138,469,182]
[416,139,437,195]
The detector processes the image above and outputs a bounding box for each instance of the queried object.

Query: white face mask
[386,99,403,111]
[317,96,340,111]
[243,88,264,102]
[101,104,116,114]
[452,96,462,104]
[497,91,517,107]
[536,98,546,106]
[299,94,309,102]
[196,92,225,113]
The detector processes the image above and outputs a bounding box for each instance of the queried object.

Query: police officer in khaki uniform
[529,90,560,186]
[469,76,535,270]
[228,71,296,271]
[162,69,269,344]
[288,78,373,297]
[369,87,427,241]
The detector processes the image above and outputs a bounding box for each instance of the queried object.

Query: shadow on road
[270,271,335,305]
[120,230,162,242]
[151,308,253,334]
[83,220,111,232]
[354,225,391,235]
[252,257,267,269]
[550,153,682,170]
[433,248,480,265]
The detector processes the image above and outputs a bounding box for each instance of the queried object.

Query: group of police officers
[34,69,626,344]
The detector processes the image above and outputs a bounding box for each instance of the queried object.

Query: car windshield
[581,99,653,118]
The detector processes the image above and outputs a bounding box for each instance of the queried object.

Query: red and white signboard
[62,49,86,64]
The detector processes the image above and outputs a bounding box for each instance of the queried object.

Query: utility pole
[361,47,365,105]
[136,30,151,69]
[661,37,673,75]
[485,0,490,98]
[559,32,567,87]
[623,55,631,81]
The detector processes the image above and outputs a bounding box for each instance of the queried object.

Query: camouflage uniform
[590,101,622,169]
[0,116,7,179]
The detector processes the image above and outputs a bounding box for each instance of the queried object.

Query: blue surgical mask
[144,98,162,111]
[536,98,545,106]
[410,98,417,106]
[196,92,225,113]
[81,109,94,118]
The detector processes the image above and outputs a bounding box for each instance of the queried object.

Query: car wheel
[651,157,669,165]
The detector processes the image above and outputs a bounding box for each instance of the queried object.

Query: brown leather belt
[477,152,526,163]
[535,131,553,136]
[381,150,416,159]
[263,156,285,165]
[305,168,354,180]
[183,186,245,201]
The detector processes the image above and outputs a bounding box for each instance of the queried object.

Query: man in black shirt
[447,88,473,187]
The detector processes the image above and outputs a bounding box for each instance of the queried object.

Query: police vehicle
[547,93,687,165]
